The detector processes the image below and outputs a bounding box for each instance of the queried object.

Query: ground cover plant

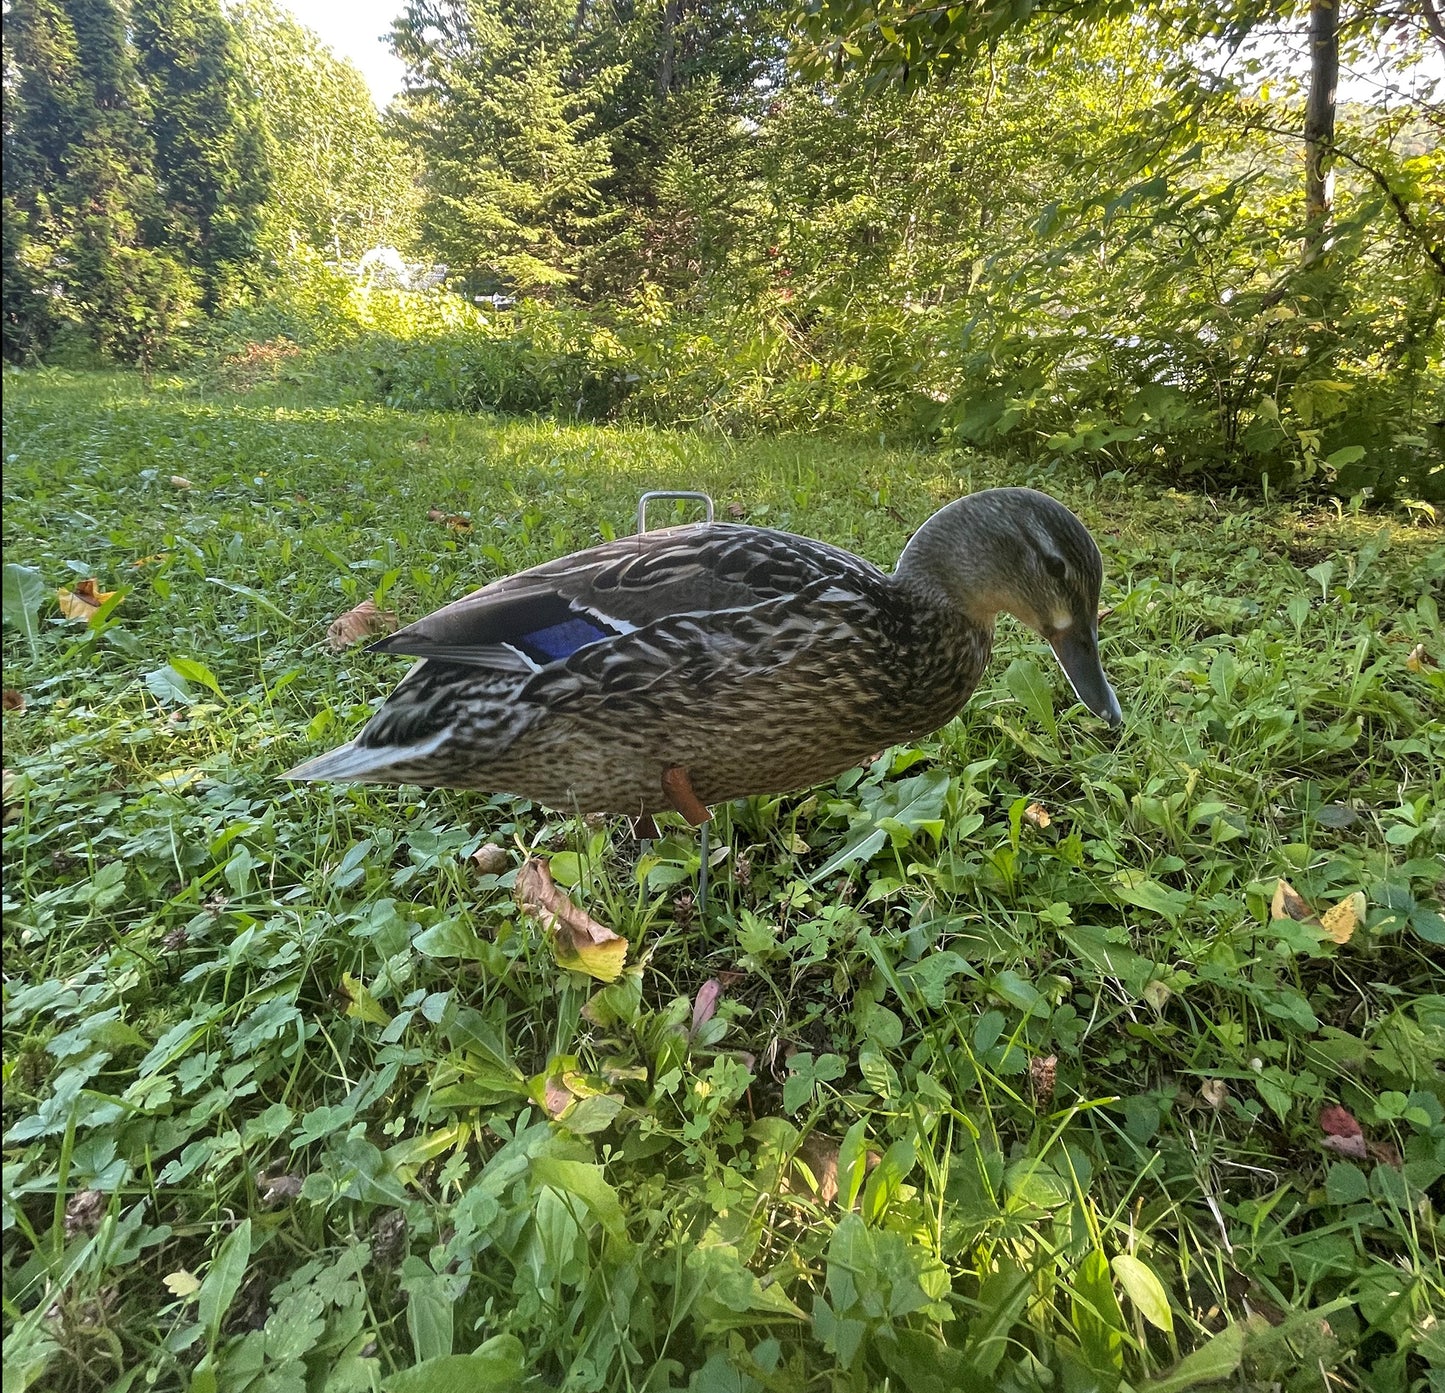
[2,369,1443,1391]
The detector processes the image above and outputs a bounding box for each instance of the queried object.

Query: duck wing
[367,523,885,670]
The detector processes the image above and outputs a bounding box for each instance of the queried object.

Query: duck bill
[1048,626,1122,727]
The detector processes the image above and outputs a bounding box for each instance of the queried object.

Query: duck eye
[1041,553,1068,582]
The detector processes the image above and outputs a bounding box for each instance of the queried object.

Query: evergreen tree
[132,0,269,307]
[2,0,194,361]
[391,0,616,291]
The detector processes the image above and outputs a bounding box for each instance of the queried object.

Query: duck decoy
[287,487,1121,847]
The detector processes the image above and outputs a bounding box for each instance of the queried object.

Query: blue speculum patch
[517,615,612,662]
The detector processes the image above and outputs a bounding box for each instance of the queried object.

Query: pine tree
[392,0,616,292]
[132,0,269,307]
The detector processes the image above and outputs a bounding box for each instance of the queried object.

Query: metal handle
[637,490,714,533]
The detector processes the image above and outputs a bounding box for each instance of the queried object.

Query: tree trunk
[1303,0,1339,262]
[656,0,682,97]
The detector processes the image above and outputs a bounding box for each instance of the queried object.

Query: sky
[279,0,407,106]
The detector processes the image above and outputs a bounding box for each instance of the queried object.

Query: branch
[1248,116,1445,278]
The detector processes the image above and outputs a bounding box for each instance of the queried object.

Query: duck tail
[283,728,449,784]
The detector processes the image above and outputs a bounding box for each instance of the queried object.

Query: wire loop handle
[637,490,714,533]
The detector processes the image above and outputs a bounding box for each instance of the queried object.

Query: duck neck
[893,496,1020,629]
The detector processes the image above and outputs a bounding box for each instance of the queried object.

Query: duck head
[897,487,1123,727]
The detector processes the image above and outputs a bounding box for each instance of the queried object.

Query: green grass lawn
[3,369,1443,1393]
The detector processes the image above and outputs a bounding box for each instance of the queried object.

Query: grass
[2,367,1442,1393]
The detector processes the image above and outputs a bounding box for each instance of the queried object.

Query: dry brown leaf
[472,843,509,876]
[326,599,398,654]
[515,856,628,982]
[1321,1132,1368,1160]
[57,579,118,621]
[727,502,747,518]
[2,690,25,714]
[785,1133,881,1207]
[1271,877,1316,923]
[1320,891,1366,945]
[169,474,193,489]
[426,508,472,531]
[1199,1079,1229,1110]
[1320,1104,1363,1142]
[1366,1139,1403,1168]
[689,979,722,1039]
[1023,801,1053,829]
[1029,1054,1058,1101]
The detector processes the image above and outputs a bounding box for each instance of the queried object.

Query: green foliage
[133,0,270,309]
[3,371,1442,1389]
[232,0,419,262]
[391,0,619,291]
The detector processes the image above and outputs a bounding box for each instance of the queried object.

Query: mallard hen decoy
[287,487,1121,818]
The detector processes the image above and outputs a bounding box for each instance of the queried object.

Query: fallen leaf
[689,979,723,1039]
[727,502,747,518]
[1271,877,1315,923]
[1023,801,1052,829]
[326,599,398,653]
[515,857,628,982]
[57,578,118,621]
[1405,643,1429,672]
[131,553,169,568]
[1366,1139,1402,1167]
[64,1189,106,1237]
[2,768,26,824]
[163,1270,201,1299]
[1142,979,1173,1012]
[426,508,471,531]
[472,843,509,875]
[544,1076,573,1118]
[338,972,391,1027]
[1319,1104,1363,1149]
[1319,891,1366,945]
[1029,1054,1057,1100]
[1321,1132,1368,1160]
[2,689,24,714]
[258,1172,304,1205]
[169,475,193,490]
[785,1132,880,1206]
[1199,1079,1229,1109]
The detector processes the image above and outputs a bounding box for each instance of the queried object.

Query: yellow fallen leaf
[169,475,193,489]
[1023,801,1052,829]
[326,599,398,653]
[57,579,118,621]
[1405,644,1428,673]
[1271,877,1315,923]
[339,972,392,1027]
[164,1270,201,1299]
[516,857,628,982]
[1320,891,1366,945]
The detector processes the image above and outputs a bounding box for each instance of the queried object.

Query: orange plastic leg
[661,765,711,826]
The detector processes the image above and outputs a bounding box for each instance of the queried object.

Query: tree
[133,0,270,307]
[2,0,197,362]
[391,0,617,291]
[232,0,419,262]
